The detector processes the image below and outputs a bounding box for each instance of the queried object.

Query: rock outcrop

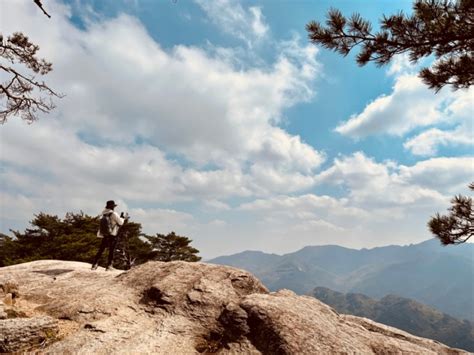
[0,316,58,352]
[0,260,468,354]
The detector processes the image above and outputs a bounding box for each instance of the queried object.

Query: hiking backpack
[99,212,113,237]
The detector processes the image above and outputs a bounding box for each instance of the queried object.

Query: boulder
[239,289,461,354]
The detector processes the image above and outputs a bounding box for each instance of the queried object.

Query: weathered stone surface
[0,305,6,320]
[0,316,58,352]
[3,293,13,306]
[0,278,19,297]
[0,260,468,354]
[240,289,464,354]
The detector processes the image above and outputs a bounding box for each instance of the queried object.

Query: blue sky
[1,0,472,258]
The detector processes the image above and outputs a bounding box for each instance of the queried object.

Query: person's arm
[112,211,125,226]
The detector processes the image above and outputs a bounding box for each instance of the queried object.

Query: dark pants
[92,235,118,267]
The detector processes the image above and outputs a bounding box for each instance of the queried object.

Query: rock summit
[0,260,468,354]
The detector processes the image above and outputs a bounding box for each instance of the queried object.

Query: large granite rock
[0,316,58,352]
[0,260,468,354]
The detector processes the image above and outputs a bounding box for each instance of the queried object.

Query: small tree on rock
[115,222,155,269]
[0,212,202,267]
[145,232,201,262]
[0,212,153,268]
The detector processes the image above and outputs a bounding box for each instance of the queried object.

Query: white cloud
[398,157,474,195]
[335,75,450,137]
[403,87,473,156]
[251,128,324,172]
[229,153,473,254]
[249,7,268,38]
[248,166,316,194]
[0,0,325,254]
[129,208,196,235]
[194,0,268,45]
[336,57,473,157]
[203,200,231,211]
[386,53,414,76]
[0,119,318,211]
[81,12,313,167]
[404,127,473,156]
[239,194,368,223]
[0,0,322,199]
[0,192,37,224]
[316,152,452,208]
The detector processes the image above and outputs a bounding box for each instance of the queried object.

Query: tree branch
[33,0,51,18]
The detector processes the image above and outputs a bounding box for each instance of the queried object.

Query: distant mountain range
[311,287,474,352]
[209,239,474,322]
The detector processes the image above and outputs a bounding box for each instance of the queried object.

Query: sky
[0,0,473,258]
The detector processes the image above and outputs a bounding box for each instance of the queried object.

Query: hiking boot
[91,263,98,270]
[105,266,116,271]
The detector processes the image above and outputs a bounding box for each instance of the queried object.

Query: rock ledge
[0,260,468,354]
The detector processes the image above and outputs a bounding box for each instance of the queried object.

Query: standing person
[91,200,126,271]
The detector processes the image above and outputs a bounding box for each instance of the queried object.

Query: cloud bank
[1,1,472,258]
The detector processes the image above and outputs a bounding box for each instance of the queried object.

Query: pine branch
[306,0,474,91]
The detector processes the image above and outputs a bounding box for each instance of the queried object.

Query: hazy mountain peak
[210,238,474,322]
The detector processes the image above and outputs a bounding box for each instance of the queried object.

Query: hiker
[91,200,127,271]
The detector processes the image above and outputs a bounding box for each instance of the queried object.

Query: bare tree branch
[33,0,51,18]
[0,32,62,124]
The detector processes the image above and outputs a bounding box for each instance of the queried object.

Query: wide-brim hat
[106,200,118,208]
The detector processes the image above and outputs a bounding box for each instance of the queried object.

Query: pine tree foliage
[0,213,100,266]
[306,0,474,91]
[0,1,59,123]
[145,232,201,262]
[114,222,155,269]
[0,33,61,123]
[428,183,474,245]
[0,212,201,268]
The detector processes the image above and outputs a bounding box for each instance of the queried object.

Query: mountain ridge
[311,287,474,351]
[210,239,474,321]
